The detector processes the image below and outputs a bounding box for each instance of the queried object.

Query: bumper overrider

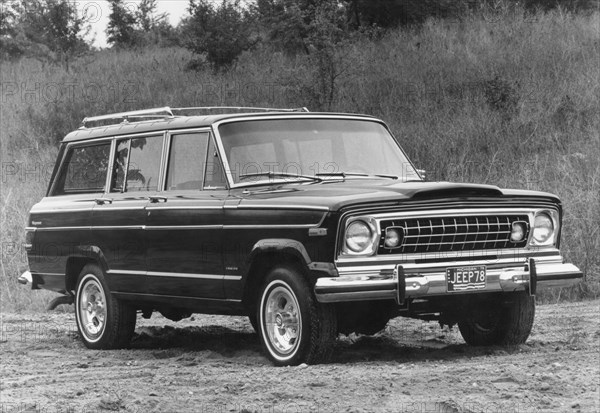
[314,254,582,304]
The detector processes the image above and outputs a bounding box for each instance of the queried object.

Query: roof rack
[80,106,309,128]
[170,106,309,113]
[81,107,175,128]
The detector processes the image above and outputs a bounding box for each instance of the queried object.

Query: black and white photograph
[1,0,599,412]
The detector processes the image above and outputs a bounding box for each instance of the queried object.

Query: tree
[254,0,312,53]
[106,0,139,47]
[0,2,24,59]
[1,0,90,68]
[107,0,178,48]
[136,0,168,32]
[183,0,258,70]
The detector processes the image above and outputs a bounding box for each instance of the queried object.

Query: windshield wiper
[239,171,323,182]
[316,172,398,180]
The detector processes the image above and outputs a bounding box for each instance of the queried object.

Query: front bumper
[314,259,582,303]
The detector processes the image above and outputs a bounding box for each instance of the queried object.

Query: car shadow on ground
[123,324,529,365]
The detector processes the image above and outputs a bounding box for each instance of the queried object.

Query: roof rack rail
[80,106,309,128]
[170,106,309,113]
[81,107,175,128]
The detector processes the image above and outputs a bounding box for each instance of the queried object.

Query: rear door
[30,141,111,284]
[145,130,229,299]
[92,133,165,293]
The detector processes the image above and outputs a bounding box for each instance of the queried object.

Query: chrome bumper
[18,270,40,289]
[314,260,582,303]
[18,270,33,286]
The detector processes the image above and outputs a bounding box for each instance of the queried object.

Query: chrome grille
[378,215,529,254]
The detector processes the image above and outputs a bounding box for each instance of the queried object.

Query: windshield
[218,118,420,185]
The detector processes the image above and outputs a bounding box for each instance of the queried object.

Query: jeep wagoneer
[19,106,582,365]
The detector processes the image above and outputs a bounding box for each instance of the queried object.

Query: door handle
[94,198,113,205]
[148,196,167,203]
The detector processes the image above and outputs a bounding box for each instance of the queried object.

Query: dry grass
[1,6,598,312]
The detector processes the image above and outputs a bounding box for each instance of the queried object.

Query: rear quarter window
[52,143,111,195]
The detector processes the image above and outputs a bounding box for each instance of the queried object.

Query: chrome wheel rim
[79,277,106,339]
[263,285,301,356]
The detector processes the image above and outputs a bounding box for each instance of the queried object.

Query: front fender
[248,239,312,266]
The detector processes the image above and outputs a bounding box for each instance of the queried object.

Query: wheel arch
[242,239,314,313]
[65,246,109,293]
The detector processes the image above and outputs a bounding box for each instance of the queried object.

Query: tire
[248,314,258,333]
[74,264,136,349]
[257,266,337,366]
[458,292,535,346]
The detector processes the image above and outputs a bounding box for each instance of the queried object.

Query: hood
[232,179,560,211]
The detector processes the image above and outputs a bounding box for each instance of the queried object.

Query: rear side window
[53,143,111,195]
[111,136,163,192]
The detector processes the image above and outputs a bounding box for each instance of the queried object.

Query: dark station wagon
[19,106,582,365]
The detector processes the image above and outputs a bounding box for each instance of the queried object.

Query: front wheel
[258,266,337,366]
[74,264,136,349]
[458,292,535,346]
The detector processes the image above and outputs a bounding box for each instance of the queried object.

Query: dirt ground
[1,299,598,413]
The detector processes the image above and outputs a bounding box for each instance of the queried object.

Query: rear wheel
[458,292,535,346]
[248,314,258,333]
[74,264,136,349]
[257,266,337,366]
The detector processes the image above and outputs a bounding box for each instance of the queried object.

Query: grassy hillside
[1,7,598,311]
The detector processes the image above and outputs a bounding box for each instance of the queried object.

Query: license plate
[446,266,486,292]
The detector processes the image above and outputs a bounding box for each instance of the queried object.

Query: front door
[145,131,228,299]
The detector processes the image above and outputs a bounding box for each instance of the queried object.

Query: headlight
[510,221,527,243]
[384,228,403,248]
[343,218,378,255]
[532,212,554,245]
[345,220,373,253]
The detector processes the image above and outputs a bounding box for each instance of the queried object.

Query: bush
[183,0,258,70]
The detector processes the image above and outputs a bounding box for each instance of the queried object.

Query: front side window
[111,136,163,193]
[53,143,110,195]
[218,118,420,185]
[166,133,209,191]
[165,132,227,191]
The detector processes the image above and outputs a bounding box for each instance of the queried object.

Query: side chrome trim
[33,226,91,232]
[107,269,142,276]
[107,269,242,281]
[146,206,223,210]
[92,225,145,230]
[223,224,320,229]
[31,208,95,214]
[31,223,322,231]
[235,204,330,212]
[93,206,147,210]
[148,271,242,281]
[146,225,222,230]
[32,205,146,214]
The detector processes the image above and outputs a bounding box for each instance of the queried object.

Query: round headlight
[345,220,373,253]
[510,222,527,242]
[385,228,402,248]
[533,213,554,244]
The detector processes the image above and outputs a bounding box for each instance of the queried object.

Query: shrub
[183,0,258,70]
